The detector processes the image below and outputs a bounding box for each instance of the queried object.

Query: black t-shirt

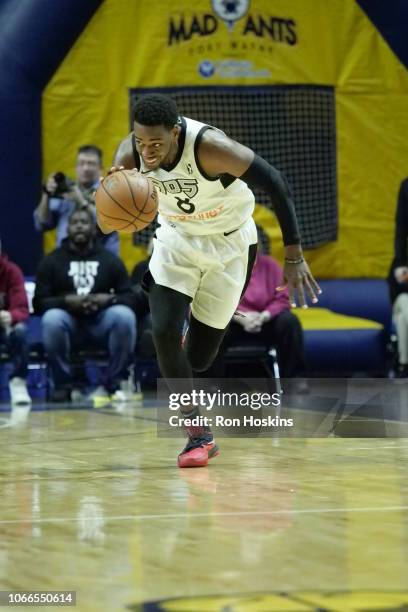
[33,240,133,314]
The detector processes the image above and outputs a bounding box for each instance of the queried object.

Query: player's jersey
[132,117,255,236]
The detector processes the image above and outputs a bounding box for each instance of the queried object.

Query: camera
[53,172,72,196]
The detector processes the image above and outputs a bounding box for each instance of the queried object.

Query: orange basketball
[95,169,158,233]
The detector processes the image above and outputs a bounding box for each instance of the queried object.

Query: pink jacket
[0,254,29,324]
[239,254,290,319]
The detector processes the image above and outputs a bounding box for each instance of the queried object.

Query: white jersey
[134,117,255,236]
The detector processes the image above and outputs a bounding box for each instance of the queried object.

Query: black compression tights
[148,243,258,381]
[148,283,225,379]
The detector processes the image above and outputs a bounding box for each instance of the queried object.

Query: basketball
[95,169,158,233]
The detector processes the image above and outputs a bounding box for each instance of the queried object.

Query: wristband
[284,257,304,264]
[42,185,51,196]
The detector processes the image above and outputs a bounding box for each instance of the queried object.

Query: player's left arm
[198,130,321,307]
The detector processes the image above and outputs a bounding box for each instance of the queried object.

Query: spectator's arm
[34,173,61,230]
[33,195,60,231]
[264,287,291,319]
[394,179,408,266]
[7,265,29,324]
[32,258,66,314]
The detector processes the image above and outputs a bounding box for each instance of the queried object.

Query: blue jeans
[41,306,136,390]
[0,323,29,379]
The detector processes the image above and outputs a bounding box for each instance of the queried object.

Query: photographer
[34,145,119,255]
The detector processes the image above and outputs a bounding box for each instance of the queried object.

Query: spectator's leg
[7,323,29,379]
[262,310,306,377]
[88,305,136,391]
[393,294,408,367]
[41,308,77,389]
[6,323,31,404]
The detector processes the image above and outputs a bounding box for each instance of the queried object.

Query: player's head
[76,145,103,187]
[133,94,180,170]
[68,208,96,247]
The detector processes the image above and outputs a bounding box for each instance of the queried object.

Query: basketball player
[99,94,320,468]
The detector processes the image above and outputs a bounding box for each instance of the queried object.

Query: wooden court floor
[0,399,408,611]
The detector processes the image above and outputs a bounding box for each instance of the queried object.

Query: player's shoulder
[115,132,133,156]
[197,123,235,157]
[185,116,225,138]
[114,132,139,170]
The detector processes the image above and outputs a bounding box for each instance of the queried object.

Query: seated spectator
[130,239,155,359]
[33,209,136,402]
[225,251,305,377]
[206,229,305,379]
[34,145,119,255]
[0,240,31,405]
[388,177,408,377]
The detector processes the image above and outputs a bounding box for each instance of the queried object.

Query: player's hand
[0,310,12,328]
[281,259,321,308]
[394,266,408,284]
[100,166,125,183]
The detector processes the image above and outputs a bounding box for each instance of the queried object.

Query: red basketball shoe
[178,433,219,468]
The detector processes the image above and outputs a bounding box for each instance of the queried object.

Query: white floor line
[349,445,408,450]
[1,505,408,525]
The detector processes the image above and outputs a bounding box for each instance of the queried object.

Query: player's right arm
[113,133,138,169]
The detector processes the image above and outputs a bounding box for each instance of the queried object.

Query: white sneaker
[111,380,142,403]
[9,377,31,405]
[88,385,110,400]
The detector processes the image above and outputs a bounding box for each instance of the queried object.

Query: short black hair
[77,145,103,164]
[134,94,178,130]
